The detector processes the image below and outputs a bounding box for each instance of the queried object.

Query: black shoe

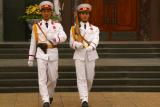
[82,101,89,107]
[43,102,50,107]
[50,97,53,104]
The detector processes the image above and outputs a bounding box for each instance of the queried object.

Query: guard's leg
[86,59,95,92]
[37,59,49,103]
[47,60,58,103]
[75,60,88,102]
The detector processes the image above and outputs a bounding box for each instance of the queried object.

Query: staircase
[1,42,160,59]
[0,42,160,92]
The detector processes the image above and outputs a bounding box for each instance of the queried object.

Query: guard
[69,3,100,107]
[28,1,67,107]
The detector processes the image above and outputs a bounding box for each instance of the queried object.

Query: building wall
[0,0,3,41]
[1,0,160,41]
[61,0,73,39]
[3,0,26,41]
[151,0,160,40]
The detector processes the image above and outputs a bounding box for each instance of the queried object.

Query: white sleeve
[90,27,100,49]
[28,30,37,61]
[56,23,67,43]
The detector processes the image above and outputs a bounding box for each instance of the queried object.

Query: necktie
[84,24,86,29]
[45,22,48,28]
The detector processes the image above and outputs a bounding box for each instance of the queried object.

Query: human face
[41,9,52,21]
[79,11,90,22]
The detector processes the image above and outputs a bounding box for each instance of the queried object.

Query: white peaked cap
[77,3,92,12]
[39,1,54,10]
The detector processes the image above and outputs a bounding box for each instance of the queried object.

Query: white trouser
[37,58,58,103]
[75,55,95,102]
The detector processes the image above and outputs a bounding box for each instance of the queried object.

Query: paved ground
[1,92,160,107]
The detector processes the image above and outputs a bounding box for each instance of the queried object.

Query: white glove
[80,29,86,36]
[52,37,59,45]
[28,60,34,67]
[75,42,83,49]
[86,46,93,52]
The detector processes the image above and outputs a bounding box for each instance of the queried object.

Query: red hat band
[79,7,90,11]
[41,4,52,9]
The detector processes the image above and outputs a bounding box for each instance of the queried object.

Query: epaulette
[40,22,42,26]
[51,21,54,25]
[89,24,93,30]
[53,20,60,24]
[51,21,56,29]
[37,20,42,26]
[53,26,56,29]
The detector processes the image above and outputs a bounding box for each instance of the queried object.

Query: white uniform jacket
[70,22,100,61]
[29,19,67,61]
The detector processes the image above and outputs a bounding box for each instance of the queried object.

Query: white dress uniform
[28,1,67,104]
[70,16,100,103]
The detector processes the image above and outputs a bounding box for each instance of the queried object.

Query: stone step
[1,86,160,93]
[1,48,160,54]
[1,65,160,72]
[1,42,160,58]
[0,53,160,59]
[1,42,160,49]
[1,71,160,79]
[1,78,160,87]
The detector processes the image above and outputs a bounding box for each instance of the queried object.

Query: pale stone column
[0,0,3,41]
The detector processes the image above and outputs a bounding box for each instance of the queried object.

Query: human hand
[28,60,34,67]
[80,30,86,36]
[86,46,93,52]
[75,42,83,49]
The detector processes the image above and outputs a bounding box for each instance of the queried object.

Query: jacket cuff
[29,55,35,61]
[90,42,96,49]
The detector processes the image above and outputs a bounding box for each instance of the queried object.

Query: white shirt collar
[42,19,52,24]
[80,21,89,27]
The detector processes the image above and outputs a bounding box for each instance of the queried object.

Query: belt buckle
[48,45,52,48]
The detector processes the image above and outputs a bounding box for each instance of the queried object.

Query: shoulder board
[36,20,41,25]
[51,21,54,25]
[89,24,93,30]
